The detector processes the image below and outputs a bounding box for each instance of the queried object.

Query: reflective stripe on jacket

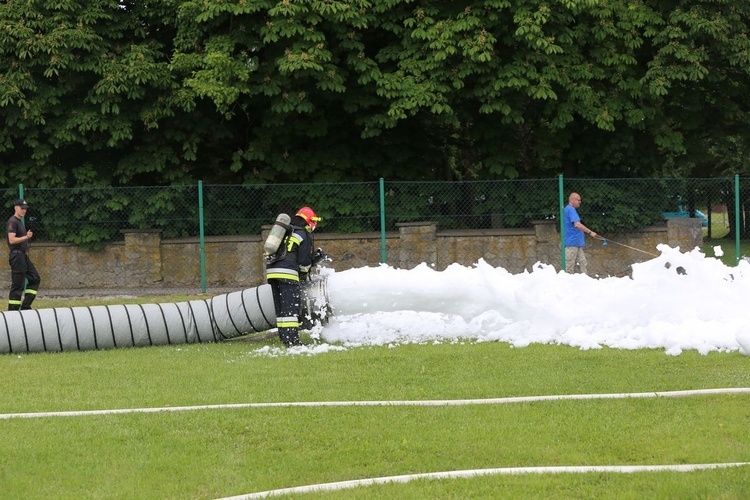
[266,219,314,281]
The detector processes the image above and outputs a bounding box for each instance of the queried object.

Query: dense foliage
[2,0,750,188]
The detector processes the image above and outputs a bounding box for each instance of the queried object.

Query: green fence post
[735,174,740,266]
[198,181,206,292]
[379,177,386,264]
[559,174,565,272]
[18,183,25,223]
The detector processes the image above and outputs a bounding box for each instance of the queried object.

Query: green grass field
[703,238,750,266]
[701,213,750,265]
[7,234,750,498]
[1,331,749,498]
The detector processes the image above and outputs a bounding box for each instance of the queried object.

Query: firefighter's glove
[312,248,327,266]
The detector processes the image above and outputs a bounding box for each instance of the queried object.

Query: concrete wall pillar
[121,229,163,285]
[397,221,437,269]
[666,218,703,251]
[532,219,560,268]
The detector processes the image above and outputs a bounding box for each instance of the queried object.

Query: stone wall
[5,219,703,294]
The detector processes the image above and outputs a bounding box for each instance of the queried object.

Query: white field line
[1,387,748,420]
[217,463,750,499]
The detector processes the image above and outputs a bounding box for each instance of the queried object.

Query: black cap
[14,199,29,209]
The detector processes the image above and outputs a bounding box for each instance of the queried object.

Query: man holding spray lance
[563,192,597,275]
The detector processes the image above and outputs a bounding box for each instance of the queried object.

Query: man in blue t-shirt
[563,192,597,275]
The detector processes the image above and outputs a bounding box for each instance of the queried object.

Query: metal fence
[4,176,747,292]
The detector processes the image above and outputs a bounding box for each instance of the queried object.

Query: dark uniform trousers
[8,250,41,310]
[269,278,301,347]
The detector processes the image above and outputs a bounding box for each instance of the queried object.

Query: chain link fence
[564,178,738,239]
[4,176,747,295]
[383,179,560,230]
[10,177,743,243]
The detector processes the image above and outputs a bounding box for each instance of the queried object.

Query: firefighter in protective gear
[265,207,322,347]
[7,199,41,311]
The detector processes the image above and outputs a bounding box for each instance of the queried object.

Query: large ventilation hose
[0,284,278,354]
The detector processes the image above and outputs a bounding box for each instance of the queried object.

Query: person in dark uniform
[6,199,41,310]
[265,206,323,347]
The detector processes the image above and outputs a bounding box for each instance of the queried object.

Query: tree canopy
[2,0,750,187]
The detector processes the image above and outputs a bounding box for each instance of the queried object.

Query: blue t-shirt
[563,205,585,247]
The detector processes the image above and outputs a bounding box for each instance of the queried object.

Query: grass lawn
[7,237,750,498]
[702,237,750,266]
[701,212,750,265]
[1,339,748,498]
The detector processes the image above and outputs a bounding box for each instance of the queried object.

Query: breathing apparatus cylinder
[264,213,291,256]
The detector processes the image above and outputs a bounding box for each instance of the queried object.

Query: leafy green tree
[0,0,225,187]
[2,0,750,189]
